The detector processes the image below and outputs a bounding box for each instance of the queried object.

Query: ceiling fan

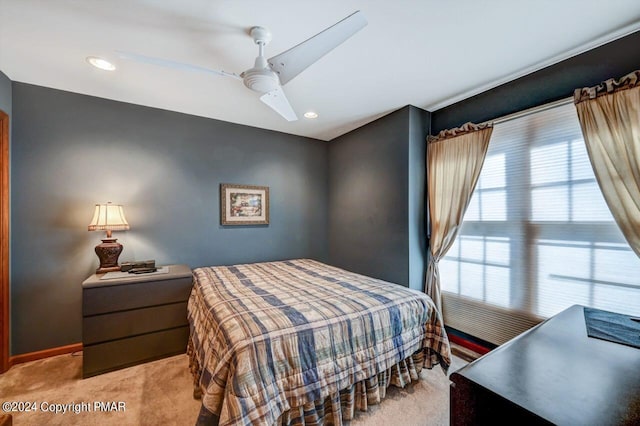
[117,11,367,121]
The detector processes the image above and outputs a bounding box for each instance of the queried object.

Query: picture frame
[220,183,269,225]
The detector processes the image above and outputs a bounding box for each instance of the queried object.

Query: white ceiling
[1,1,640,141]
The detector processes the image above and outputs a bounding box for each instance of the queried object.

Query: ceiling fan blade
[116,51,241,80]
[260,86,298,121]
[268,10,367,85]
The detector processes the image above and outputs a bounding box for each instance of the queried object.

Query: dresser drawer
[83,301,188,345]
[83,276,192,315]
[83,326,189,378]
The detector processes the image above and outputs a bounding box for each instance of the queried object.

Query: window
[440,102,640,344]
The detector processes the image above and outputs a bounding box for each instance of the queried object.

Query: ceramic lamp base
[95,237,123,273]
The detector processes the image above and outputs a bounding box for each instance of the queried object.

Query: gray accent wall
[432,30,640,133]
[11,83,328,354]
[328,106,430,290]
[0,71,11,116]
[408,107,430,291]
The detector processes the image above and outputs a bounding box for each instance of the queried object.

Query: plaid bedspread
[187,259,451,425]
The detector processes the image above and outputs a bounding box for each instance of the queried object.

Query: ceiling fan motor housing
[243,55,280,93]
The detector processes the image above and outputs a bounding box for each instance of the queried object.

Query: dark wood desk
[450,304,640,425]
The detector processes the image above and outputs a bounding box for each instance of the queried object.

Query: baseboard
[9,343,82,366]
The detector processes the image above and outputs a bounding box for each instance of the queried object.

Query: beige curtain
[574,70,640,257]
[425,123,493,312]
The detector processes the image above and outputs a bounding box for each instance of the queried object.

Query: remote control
[128,267,158,274]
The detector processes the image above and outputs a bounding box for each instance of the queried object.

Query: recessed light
[304,111,318,119]
[86,56,116,71]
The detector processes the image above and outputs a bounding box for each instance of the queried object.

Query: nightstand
[82,264,193,378]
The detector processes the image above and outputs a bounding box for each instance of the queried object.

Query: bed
[187,259,451,426]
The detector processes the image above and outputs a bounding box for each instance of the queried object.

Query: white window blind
[440,101,640,345]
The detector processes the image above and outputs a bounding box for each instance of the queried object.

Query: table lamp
[88,202,130,273]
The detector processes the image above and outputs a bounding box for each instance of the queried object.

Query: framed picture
[220,183,269,225]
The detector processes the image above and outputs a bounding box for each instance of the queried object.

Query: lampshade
[88,202,130,232]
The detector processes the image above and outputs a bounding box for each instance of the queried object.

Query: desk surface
[451,304,640,425]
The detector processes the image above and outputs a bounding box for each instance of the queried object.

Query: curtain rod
[485,96,574,126]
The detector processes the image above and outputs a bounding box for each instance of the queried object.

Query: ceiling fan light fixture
[304,111,318,119]
[86,56,116,71]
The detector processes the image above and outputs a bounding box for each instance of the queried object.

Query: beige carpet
[0,352,466,426]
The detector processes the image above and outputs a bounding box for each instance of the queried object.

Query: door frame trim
[0,109,9,373]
